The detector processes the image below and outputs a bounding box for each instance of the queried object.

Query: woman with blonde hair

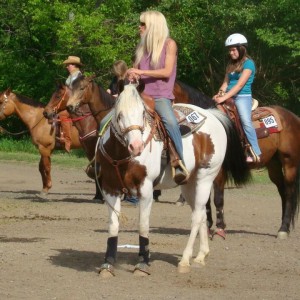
[128,10,189,185]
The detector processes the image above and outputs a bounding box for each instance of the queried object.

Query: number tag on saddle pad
[173,105,207,137]
[186,111,205,124]
[262,115,278,128]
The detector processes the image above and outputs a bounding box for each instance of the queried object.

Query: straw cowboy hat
[63,56,83,66]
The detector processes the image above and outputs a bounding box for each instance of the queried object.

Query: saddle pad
[146,105,207,141]
[174,105,207,137]
[252,107,282,133]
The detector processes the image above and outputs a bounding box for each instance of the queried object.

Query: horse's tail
[291,164,300,228]
[209,108,252,186]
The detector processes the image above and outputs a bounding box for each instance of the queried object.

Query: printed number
[186,111,204,124]
[262,116,277,128]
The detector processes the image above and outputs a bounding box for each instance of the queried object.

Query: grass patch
[0,137,89,168]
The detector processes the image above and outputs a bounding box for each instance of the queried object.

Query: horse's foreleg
[99,196,121,278]
[134,187,153,276]
[39,155,52,194]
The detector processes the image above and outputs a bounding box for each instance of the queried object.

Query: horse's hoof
[99,269,114,278]
[99,263,115,278]
[213,228,226,240]
[177,263,190,273]
[208,228,214,240]
[277,231,289,240]
[93,198,105,204]
[133,263,150,276]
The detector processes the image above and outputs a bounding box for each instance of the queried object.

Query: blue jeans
[235,95,261,156]
[154,98,183,161]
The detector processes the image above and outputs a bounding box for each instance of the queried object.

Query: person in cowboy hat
[58,56,83,152]
[63,56,83,88]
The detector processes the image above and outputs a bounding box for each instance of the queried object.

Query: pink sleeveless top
[139,40,177,99]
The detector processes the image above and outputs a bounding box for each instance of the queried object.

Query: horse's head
[113,84,146,157]
[43,83,71,119]
[66,75,94,114]
[0,88,13,120]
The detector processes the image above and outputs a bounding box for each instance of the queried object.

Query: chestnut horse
[43,84,112,201]
[0,88,81,194]
[173,81,300,239]
[66,80,250,275]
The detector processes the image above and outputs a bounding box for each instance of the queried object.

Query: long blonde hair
[134,11,169,68]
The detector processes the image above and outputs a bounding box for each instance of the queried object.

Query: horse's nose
[128,140,144,156]
[43,111,49,118]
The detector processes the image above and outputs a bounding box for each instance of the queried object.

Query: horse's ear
[55,81,64,89]
[87,74,97,82]
[5,88,11,95]
[136,79,145,93]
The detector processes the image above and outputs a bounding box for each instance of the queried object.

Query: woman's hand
[127,68,142,82]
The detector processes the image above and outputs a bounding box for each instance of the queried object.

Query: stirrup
[172,160,190,185]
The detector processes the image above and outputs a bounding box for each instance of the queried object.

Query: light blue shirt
[226,59,255,95]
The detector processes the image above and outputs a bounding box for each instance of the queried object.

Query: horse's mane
[176,80,215,109]
[97,84,116,110]
[14,92,45,108]
[73,75,116,110]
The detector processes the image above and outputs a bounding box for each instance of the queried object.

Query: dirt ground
[0,160,299,300]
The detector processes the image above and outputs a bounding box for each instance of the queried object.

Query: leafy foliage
[0,0,299,136]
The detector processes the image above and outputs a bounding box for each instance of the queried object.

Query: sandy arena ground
[0,160,299,300]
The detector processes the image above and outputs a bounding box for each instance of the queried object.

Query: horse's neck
[13,99,45,129]
[71,106,97,136]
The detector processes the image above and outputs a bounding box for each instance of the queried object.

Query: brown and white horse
[67,83,250,276]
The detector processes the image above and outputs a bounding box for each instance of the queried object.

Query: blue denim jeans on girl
[235,94,261,156]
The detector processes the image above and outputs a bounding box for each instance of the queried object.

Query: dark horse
[173,81,300,239]
[43,84,115,201]
[0,88,82,194]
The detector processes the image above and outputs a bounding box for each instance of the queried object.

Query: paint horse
[43,84,105,201]
[174,81,300,239]
[67,83,250,276]
[0,89,81,194]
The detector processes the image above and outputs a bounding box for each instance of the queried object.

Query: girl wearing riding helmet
[213,33,261,163]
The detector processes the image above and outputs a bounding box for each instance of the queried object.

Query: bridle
[52,88,68,114]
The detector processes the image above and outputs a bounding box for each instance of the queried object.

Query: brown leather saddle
[217,98,282,148]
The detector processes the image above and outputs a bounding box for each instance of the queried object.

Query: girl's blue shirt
[226,58,255,95]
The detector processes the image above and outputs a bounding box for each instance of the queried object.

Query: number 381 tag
[186,111,205,124]
[262,115,278,128]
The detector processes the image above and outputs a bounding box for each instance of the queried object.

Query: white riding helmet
[225,33,248,47]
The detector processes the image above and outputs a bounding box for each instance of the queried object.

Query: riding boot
[168,138,189,185]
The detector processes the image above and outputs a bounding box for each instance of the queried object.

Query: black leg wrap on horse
[105,236,118,265]
[139,235,150,264]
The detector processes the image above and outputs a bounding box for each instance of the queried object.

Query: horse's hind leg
[178,179,211,273]
[39,155,52,194]
[212,173,227,239]
[266,158,290,238]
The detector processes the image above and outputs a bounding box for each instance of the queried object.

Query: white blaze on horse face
[116,85,145,157]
